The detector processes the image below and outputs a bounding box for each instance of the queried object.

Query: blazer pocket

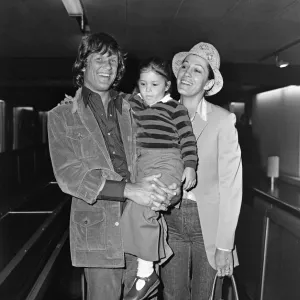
[72,210,106,251]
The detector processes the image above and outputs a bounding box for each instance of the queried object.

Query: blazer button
[115,222,119,226]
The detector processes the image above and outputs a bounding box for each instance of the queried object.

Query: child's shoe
[124,271,160,300]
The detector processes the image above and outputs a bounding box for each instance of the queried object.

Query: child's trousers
[120,148,184,263]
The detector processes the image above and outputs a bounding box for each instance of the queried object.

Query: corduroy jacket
[48,91,135,268]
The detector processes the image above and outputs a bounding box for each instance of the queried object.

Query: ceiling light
[61,0,83,16]
[61,0,90,34]
[275,55,289,68]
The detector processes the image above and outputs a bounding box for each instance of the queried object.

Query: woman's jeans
[161,198,220,300]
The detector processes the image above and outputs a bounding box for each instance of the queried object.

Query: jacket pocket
[66,126,90,140]
[72,210,106,251]
[66,126,99,158]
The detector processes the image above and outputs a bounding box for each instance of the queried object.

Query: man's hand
[151,178,181,208]
[124,174,174,211]
[152,178,178,200]
[166,183,182,207]
[215,248,233,277]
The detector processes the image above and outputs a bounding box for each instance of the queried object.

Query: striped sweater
[129,94,198,169]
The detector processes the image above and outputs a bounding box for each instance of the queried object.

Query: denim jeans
[84,254,138,300]
[161,198,220,300]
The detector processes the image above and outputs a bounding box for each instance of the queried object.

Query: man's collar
[82,86,122,113]
[111,90,122,114]
[82,86,91,107]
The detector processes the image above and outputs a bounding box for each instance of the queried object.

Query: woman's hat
[172,42,223,96]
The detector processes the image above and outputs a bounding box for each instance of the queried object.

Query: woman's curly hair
[73,32,126,89]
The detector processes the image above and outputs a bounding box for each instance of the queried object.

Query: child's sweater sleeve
[174,104,198,169]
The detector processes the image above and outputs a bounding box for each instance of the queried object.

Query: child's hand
[181,167,196,191]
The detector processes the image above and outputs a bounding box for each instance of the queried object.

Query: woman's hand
[215,248,233,277]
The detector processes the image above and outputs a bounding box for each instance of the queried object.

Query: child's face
[138,70,170,106]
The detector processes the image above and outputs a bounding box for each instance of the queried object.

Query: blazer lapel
[192,100,213,140]
[193,114,208,140]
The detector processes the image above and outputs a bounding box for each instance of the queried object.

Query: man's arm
[48,108,177,208]
[96,180,126,201]
[96,174,175,210]
[48,109,110,204]
[124,174,178,210]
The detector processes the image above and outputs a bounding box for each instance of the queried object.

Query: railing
[0,184,71,300]
[235,170,300,300]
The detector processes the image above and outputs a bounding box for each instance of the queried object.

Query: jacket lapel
[77,96,113,170]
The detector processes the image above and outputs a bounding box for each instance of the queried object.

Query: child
[122,57,198,300]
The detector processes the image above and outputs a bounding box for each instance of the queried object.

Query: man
[48,32,177,300]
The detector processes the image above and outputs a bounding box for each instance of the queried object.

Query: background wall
[252,85,300,178]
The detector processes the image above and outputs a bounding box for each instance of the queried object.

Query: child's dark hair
[139,57,172,93]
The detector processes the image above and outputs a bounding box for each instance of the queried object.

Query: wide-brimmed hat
[172,42,223,96]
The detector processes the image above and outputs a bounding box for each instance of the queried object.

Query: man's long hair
[73,32,126,89]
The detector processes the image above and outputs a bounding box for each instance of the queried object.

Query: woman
[161,42,243,300]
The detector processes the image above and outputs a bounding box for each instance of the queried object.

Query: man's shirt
[82,86,130,201]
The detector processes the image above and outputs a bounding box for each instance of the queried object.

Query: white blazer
[190,99,242,269]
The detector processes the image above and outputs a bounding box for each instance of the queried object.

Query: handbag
[209,274,239,300]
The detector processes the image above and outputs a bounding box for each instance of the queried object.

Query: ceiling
[1,0,300,110]
[1,0,300,64]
